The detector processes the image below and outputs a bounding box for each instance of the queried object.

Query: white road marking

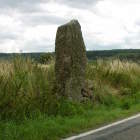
[64,113,140,140]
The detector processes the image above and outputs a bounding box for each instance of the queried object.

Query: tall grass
[0,56,57,120]
[87,59,140,91]
[86,59,140,107]
[1,57,140,139]
[0,57,140,120]
[0,56,88,120]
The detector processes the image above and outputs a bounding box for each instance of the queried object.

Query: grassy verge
[1,57,140,139]
[0,103,140,140]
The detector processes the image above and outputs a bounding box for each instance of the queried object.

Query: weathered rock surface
[81,80,94,100]
[55,19,87,101]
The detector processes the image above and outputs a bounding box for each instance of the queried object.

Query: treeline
[0,53,41,61]
[1,49,140,61]
[87,49,140,61]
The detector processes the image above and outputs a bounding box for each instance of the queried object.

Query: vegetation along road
[1,20,140,140]
[65,113,140,140]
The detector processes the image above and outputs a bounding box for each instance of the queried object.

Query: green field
[1,49,140,62]
[0,56,140,140]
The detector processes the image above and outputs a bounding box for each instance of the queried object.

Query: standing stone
[55,19,87,101]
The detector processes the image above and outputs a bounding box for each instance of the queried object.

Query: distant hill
[87,49,140,61]
[0,53,43,61]
[0,49,140,61]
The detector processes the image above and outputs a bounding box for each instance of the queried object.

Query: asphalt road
[65,114,140,140]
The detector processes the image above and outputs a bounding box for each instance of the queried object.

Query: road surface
[64,113,140,140]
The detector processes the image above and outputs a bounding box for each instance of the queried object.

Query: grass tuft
[0,58,140,139]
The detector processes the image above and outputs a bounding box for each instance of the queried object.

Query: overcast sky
[0,0,140,53]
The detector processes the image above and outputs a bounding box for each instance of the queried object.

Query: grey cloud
[1,0,137,53]
[0,0,43,8]
[0,32,17,41]
[0,0,46,13]
[22,14,67,26]
[0,0,101,13]
[0,0,101,27]
[23,42,54,52]
[54,0,102,9]
[19,37,54,52]
[86,42,123,50]
[0,0,67,26]
[89,34,140,50]
[124,33,140,47]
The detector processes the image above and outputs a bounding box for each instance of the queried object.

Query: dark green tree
[39,53,54,64]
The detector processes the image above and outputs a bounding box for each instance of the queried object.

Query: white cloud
[0,0,140,52]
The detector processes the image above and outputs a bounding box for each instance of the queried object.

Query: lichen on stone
[55,19,87,101]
